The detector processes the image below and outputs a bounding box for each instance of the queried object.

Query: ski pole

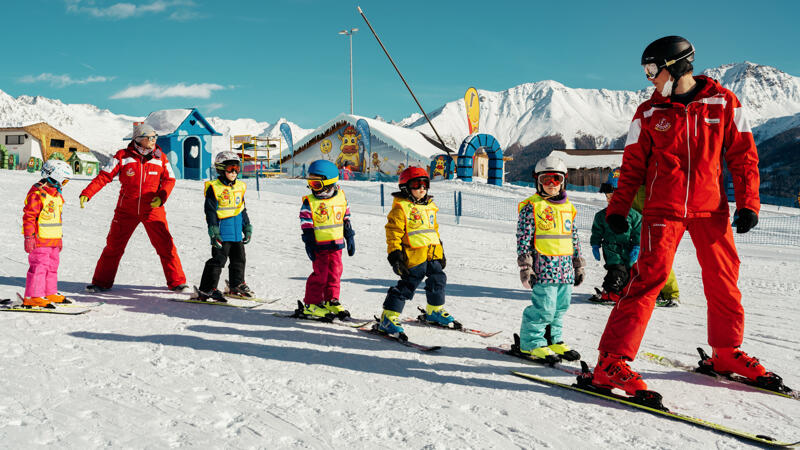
[357,6,451,154]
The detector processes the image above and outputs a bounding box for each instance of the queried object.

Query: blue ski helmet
[600,167,620,193]
[308,160,339,180]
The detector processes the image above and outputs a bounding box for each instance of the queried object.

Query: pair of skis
[0,294,104,315]
[170,286,281,309]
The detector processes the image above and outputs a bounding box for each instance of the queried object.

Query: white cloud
[66,0,197,20]
[111,82,227,99]
[19,73,115,88]
[204,103,224,112]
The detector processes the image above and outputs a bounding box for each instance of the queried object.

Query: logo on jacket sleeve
[654,117,672,132]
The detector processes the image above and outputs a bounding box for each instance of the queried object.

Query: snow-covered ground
[0,170,798,448]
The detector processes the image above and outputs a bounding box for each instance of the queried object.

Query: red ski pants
[91,208,186,289]
[303,249,343,305]
[598,214,744,360]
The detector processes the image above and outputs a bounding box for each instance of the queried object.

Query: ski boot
[170,284,190,293]
[420,304,462,329]
[377,309,405,336]
[294,301,335,322]
[85,284,110,293]
[588,288,618,304]
[45,293,72,304]
[322,300,350,320]
[196,288,227,302]
[592,352,648,396]
[548,342,581,361]
[510,334,561,365]
[227,282,254,299]
[22,296,55,309]
[656,293,678,307]
[697,347,787,392]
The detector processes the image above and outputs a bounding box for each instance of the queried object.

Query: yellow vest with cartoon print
[304,191,348,242]
[397,198,440,248]
[34,189,64,239]
[205,179,246,219]
[519,194,576,256]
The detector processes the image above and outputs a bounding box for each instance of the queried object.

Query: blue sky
[3,0,798,128]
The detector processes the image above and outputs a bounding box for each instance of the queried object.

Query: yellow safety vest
[519,194,576,256]
[304,191,348,242]
[35,189,64,239]
[397,198,440,249]
[205,179,246,219]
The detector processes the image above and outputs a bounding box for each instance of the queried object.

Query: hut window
[5,135,24,145]
[50,139,65,148]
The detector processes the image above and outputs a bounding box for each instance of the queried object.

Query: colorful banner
[355,119,371,172]
[279,122,294,176]
[464,87,480,134]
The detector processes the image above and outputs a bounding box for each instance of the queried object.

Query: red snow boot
[592,352,648,396]
[708,347,767,381]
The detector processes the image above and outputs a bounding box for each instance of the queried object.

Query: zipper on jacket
[683,107,691,218]
[137,156,144,215]
[648,162,659,201]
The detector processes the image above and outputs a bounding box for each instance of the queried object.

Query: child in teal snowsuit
[515,155,585,363]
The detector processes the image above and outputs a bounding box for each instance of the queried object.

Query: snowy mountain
[404,62,800,151]
[0,88,311,158]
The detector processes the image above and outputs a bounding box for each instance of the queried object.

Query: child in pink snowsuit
[22,160,73,307]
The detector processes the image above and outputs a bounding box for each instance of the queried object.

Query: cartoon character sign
[396,163,405,175]
[535,205,557,232]
[41,199,57,221]
[320,139,333,160]
[371,152,388,174]
[407,207,424,230]
[335,125,362,170]
[432,155,448,179]
[314,202,330,223]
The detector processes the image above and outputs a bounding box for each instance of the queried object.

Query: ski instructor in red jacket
[589,36,778,396]
[80,123,188,292]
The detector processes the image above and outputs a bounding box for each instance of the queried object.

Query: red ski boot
[707,347,766,381]
[592,352,648,396]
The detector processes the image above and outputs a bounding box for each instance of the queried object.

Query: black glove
[438,255,446,270]
[301,229,316,261]
[573,256,585,286]
[344,222,356,257]
[606,214,629,234]
[242,224,253,244]
[733,208,758,234]
[387,250,409,277]
[602,264,630,293]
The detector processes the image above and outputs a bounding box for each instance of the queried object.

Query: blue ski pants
[519,283,572,351]
[383,260,446,313]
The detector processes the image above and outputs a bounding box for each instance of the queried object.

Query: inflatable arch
[456,133,504,186]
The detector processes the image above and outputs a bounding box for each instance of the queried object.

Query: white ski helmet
[214,151,241,171]
[534,154,567,176]
[41,159,73,185]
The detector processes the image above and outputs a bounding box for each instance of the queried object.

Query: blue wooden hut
[127,108,221,180]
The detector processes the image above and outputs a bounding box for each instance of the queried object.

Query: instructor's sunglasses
[407,178,430,190]
[539,173,564,186]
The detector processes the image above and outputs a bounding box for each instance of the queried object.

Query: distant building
[0,122,92,168]
[547,149,624,187]
[126,108,221,180]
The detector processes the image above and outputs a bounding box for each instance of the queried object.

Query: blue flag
[280,122,294,177]
[355,119,370,173]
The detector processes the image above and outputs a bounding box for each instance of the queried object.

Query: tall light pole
[338,28,358,114]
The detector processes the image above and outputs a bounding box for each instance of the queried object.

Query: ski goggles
[407,178,430,190]
[61,179,70,186]
[538,173,564,186]
[643,63,660,80]
[223,164,240,173]
[307,177,338,190]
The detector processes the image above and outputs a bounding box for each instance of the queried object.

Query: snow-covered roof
[289,113,449,162]
[71,151,99,163]
[549,150,623,169]
[142,109,192,136]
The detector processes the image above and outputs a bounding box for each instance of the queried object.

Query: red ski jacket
[81,142,176,216]
[22,181,64,248]
[609,75,760,220]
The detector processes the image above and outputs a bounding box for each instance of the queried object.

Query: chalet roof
[124,108,221,139]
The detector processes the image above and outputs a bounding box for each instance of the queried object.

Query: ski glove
[517,253,535,289]
[602,264,629,293]
[573,256,586,287]
[388,250,409,277]
[438,240,446,269]
[606,214,629,234]
[24,235,36,253]
[629,245,640,264]
[242,224,253,244]
[150,197,162,208]
[733,208,758,234]
[343,221,355,257]
[302,229,316,261]
[208,225,223,249]
[591,245,601,261]
[79,195,88,209]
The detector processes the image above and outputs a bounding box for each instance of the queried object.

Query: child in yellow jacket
[376,167,455,337]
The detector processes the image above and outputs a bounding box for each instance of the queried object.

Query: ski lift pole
[357,6,451,154]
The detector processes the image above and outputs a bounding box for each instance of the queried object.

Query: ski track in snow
[0,171,798,449]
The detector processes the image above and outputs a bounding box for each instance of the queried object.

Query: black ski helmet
[641,36,695,81]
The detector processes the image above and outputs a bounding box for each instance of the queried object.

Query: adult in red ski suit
[591,36,769,395]
[80,124,187,291]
